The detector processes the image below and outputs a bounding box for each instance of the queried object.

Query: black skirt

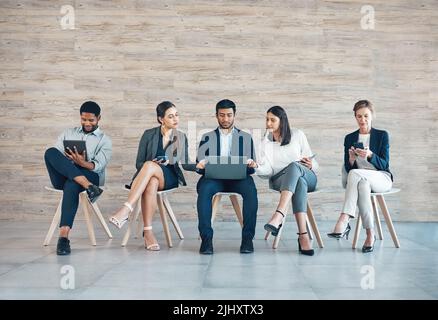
[159,164,179,190]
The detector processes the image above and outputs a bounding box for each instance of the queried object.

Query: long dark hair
[267,106,291,146]
[156,101,176,124]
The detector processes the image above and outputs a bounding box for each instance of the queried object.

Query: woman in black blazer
[327,100,393,253]
[109,101,195,250]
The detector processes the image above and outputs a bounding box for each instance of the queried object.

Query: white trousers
[342,169,392,229]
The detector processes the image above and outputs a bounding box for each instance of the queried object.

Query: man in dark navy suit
[195,99,258,254]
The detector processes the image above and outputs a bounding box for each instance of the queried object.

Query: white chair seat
[370,188,401,196]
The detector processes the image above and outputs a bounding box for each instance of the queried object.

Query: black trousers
[196,176,258,240]
[44,147,99,228]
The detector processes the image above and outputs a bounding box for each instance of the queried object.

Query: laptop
[204,156,248,180]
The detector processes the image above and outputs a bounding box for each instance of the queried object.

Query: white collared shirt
[219,127,235,157]
[255,128,318,177]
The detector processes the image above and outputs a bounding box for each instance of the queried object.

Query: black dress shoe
[297,232,314,256]
[362,236,376,253]
[327,223,351,240]
[86,184,103,203]
[199,237,213,255]
[263,210,285,236]
[240,238,254,254]
[56,237,71,255]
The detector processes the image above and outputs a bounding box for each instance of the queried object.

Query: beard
[82,124,98,133]
[219,120,234,129]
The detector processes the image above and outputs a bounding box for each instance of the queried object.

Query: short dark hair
[267,106,291,146]
[80,101,101,117]
[216,99,236,114]
[156,101,176,124]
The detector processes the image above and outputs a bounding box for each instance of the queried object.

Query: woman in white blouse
[248,106,318,256]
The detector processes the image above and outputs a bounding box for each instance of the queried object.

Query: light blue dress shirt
[54,127,112,185]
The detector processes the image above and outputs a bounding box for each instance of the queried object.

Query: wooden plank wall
[0,0,437,222]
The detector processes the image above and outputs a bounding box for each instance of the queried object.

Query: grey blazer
[132,126,196,186]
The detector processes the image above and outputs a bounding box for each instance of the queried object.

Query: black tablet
[63,140,87,154]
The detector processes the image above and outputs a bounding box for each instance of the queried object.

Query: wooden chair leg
[88,200,113,239]
[267,211,287,249]
[229,195,243,228]
[121,200,141,247]
[43,198,62,246]
[372,196,383,240]
[157,194,172,248]
[211,194,222,225]
[272,234,281,249]
[352,215,362,249]
[80,193,96,246]
[306,216,313,240]
[134,198,142,239]
[376,195,400,248]
[163,195,184,240]
[307,202,324,248]
[272,215,285,249]
[121,217,134,247]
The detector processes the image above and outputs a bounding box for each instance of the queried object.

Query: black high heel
[362,235,376,253]
[297,232,314,256]
[327,222,351,240]
[264,210,285,236]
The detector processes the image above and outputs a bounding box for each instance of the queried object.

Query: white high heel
[108,202,132,229]
[143,226,160,251]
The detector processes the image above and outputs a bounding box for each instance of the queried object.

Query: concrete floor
[0,219,437,300]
